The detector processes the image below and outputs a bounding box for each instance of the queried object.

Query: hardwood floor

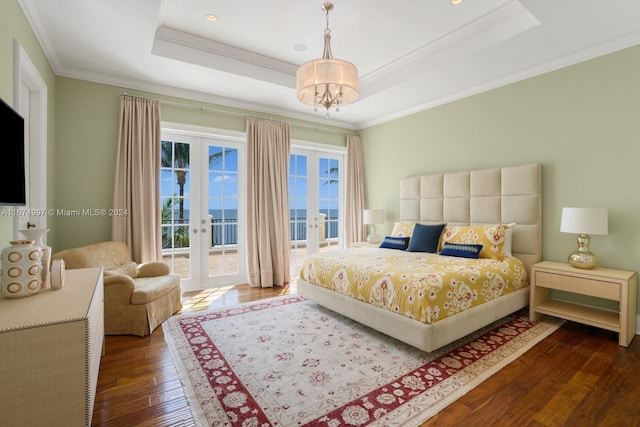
[92,284,640,426]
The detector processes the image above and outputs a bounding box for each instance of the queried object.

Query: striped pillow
[379,236,410,250]
[439,242,483,259]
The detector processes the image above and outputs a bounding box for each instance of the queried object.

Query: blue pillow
[439,242,483,259]
[379,236,410,250]
[407,223,446,253]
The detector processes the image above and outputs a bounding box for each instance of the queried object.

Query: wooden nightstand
[529,261,637,346]
[350,241,380,248]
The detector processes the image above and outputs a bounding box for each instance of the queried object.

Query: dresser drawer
[535,271,620,301]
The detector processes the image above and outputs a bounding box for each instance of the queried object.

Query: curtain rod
[121,92,354,136]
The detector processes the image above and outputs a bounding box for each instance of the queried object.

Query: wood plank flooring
[92,283,640,426]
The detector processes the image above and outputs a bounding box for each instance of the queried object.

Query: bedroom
[1,0,639,425]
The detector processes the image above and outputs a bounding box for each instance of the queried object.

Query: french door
[161,129,245,291]
[289,146,345,274]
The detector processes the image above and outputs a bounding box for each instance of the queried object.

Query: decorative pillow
[390,221,417,238]
[439,242,483,259]
[103,261,138,278]
[379,236,410,251]
[503,222,515,257]
[440,224,513,259]
[407,223,446,253]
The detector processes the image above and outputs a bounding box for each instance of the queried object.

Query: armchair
[52,241,182,336]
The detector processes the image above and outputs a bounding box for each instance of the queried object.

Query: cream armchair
[52,241,182,336]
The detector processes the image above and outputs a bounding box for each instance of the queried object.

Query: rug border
[376,315,564,426]
[163,312,209,427]
[163,295,564,427]
[163,294,305,427]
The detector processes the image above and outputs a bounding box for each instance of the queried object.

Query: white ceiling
[18,0,640,130]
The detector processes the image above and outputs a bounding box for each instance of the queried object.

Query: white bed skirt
[297,279,530,352]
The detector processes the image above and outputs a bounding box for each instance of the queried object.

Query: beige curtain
[345,135,365,246]
[246,117,291,288]
[112,96,162,263]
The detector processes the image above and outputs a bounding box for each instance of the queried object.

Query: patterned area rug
[163,296,563,426]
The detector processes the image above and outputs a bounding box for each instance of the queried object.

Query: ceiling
[18,0,640,130]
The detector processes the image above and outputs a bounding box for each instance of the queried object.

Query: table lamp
[363,209,384,244]
[560,207,608,269]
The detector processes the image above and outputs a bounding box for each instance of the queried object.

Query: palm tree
[161,140,233,223]
[162,142,190,222]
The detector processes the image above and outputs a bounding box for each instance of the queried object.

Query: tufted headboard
[399,163,542,272]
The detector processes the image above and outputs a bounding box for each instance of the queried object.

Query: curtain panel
[345,135,365,246]
[112,96,162,263]
[246,118,292,288]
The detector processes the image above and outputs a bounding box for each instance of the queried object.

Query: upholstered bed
[297,163,541,352]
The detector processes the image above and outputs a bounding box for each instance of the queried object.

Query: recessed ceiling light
[451,0,463,4]
[206,14,217,22]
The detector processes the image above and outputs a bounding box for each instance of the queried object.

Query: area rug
[163,295,563,426]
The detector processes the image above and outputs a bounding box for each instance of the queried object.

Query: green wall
[53,80,350,251]
[360,45,640,307]
[0,0,56,246]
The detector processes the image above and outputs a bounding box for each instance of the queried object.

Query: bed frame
[298,163,542,352]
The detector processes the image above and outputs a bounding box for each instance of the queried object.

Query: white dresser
[0,268,104,426]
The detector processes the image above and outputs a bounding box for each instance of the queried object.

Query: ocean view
[164,208,340,247]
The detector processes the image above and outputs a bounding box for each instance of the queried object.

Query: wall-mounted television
[0,96,27,206]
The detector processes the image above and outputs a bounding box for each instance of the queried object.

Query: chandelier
[296,2,359,117]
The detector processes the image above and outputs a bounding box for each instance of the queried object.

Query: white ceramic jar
[19,228,51,288]
[0,240,43,298]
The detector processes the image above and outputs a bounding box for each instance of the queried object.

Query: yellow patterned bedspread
[300,248,528,325]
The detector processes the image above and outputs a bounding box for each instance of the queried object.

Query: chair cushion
[131,274,181,305]
[104,261,139,278]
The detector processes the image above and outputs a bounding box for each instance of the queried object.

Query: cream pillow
[390,221,417,238]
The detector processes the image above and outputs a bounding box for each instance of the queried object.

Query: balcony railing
[162,216,338,249]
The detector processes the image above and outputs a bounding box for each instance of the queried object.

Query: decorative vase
[0,240,43,298]
[20,228,51,288]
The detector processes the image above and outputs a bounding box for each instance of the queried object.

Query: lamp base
[568,233,598,269]
[366,234,381,244]
[568,250,598,269]
[366,224,381,244]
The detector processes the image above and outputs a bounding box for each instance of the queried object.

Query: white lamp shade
[560,207,608,235]
[363,209,384,225]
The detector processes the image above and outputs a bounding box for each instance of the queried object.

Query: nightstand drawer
[535,271,620,301]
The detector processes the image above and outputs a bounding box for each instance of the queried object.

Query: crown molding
[17,0,63,74]
[359,0,539,95]
[55,66,359,130]
[357,30,640,129]
[152,26,298,88]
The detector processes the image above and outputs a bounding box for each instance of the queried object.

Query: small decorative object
[20,228,51,288]
[363,209,384,244]
[50,259,65,290]
[0,240,42,298]
[560,207,608,269]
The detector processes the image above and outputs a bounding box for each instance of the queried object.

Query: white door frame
[162,122,246,291]
[12,41,48,239]
[290,141,346,272]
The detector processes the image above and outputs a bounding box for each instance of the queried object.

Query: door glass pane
[161,140,191,279]
[289,154,308,267]
[319,157,340,251]
[208,146,239,277]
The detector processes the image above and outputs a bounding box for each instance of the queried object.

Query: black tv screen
[0,96,27,206]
